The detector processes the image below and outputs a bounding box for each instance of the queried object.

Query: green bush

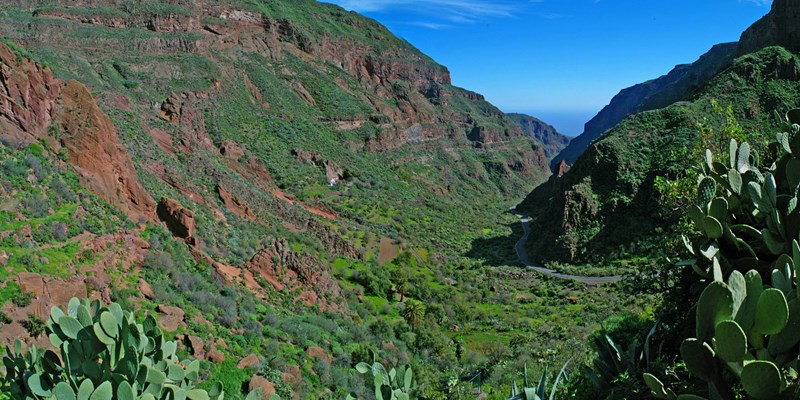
[21,313,45,337]
[11,290,33,307]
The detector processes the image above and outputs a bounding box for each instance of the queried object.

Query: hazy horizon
[504,108,596,137]
[324,0,772,136]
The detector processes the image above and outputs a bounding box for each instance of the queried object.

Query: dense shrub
[0,311,11,325]
[10,291,33,307]
[21,313,45,336]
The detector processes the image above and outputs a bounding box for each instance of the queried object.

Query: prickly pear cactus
[683,111,800,281]
[0,297,224,400]
[646,110,800,400]
[347,361,416,400]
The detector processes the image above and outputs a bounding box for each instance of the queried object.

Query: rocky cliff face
[739,0,800,56]
[507,113,571,159]
[59,80,156,222]
[552,42,738,168]
[0,42,155,222]
[0,0,532,153]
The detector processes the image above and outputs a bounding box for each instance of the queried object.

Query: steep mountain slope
[507,113,571,159]
[0,0,559,397]
[552,42,738,168]
[739,0,800,56]
[0,0,551,253]
[519,1,800,263]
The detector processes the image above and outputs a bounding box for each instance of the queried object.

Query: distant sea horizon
[505,108,599,138]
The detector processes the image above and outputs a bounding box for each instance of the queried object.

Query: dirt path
[511,209,623,285]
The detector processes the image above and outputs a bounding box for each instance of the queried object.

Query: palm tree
[401,299,426,327]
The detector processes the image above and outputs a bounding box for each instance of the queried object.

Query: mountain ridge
[552,42,739,168]
[520,0,800,263]
[507,113,571,160]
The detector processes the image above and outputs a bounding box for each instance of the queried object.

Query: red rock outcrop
[0,43,60,144]
[156,198,196,239]
[306,346,332,364]
[245,239,344,312]
[33,8,201,33]
[60,80,156,222]
[156,303,186,332]
[292,149,346,182]
[237,354,262,369]
[1,40,154,224]
[208,348,226,363]
[217,185,256,220]
[249,376,277,399]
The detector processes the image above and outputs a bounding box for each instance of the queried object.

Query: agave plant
[585,324,657,394]
[508,362,570,400]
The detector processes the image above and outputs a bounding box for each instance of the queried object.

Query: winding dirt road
[511,210,623,285]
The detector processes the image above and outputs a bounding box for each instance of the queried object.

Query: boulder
[156,198,195,239]
[306,346,332,364]
[249,376,277,399]
[281,365,303,387]
[237,354,262,369]
[186,335,205,359]
[208,348,226,363]
[158,315,184,332]
[157,304,185,319]
[282,365,302,387]
[219,140,245,160]
[323,160,344,183]
[139,279,155,299]
[191,313,213,328]
[157,304,185,332]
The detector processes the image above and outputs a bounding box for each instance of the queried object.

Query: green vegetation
[20,313,45,338]
[0,142,126,281]
[5,1,797,399]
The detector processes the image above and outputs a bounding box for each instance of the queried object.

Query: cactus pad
[697,177,716,207]
[680,339,716,382]
[696,281,734,341]
[713,320,747,362]
[754,289,789,335]
[741,361,782,400]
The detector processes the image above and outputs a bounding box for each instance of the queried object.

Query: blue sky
[322,0,773,135]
